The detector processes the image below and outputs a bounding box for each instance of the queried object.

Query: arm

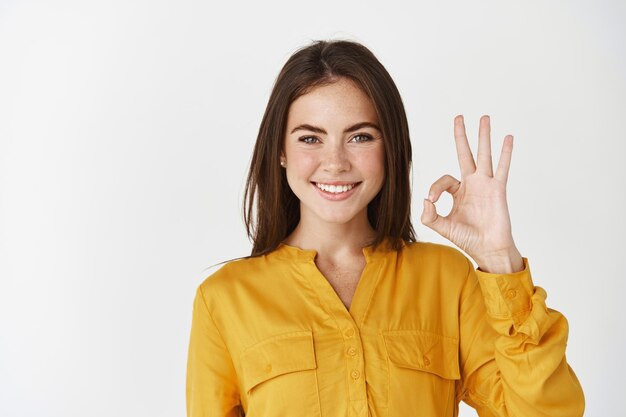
[186,285,242,417]
[456,256,585,417]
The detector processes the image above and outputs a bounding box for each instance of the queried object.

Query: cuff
[474,257,535,326]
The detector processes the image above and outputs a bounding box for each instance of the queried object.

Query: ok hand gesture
[420,115,524,274]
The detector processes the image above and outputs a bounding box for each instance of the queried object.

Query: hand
[420,115,524,273]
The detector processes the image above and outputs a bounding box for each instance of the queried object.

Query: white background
[1,0,624,416]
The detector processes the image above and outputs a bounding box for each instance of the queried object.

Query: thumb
[421,198,448,237]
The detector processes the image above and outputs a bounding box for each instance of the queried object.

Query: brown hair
[243,39,417,257]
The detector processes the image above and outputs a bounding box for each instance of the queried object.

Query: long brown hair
[243,39,417,257]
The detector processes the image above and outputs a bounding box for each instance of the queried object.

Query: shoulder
[403,240,468,261]
[401,240,474,276]
[198,254,268,289]
[198,253,289,304]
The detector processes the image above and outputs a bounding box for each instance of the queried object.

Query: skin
[281,77,385,308]
[421,115,524,274]
[281,77,385,263]
[280,76,524,309]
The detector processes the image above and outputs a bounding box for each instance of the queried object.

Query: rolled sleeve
[475,257,535,328]
[457,255,585,417]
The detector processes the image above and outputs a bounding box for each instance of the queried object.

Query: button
[351,370,360,379]
[265,364,272,373]
[345,328,355,338]
[423,356,430,366]
[505,289,517,299]
[347,347,358,356]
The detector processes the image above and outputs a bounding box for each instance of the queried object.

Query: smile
[313,182,361,194]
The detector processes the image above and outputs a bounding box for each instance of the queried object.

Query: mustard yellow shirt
[186,239,585,417]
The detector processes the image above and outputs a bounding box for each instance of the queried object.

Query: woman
[186,39,585,417]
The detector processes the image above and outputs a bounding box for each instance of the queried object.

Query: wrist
[475,247,525,274]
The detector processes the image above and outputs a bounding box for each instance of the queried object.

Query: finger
[454,115,476,178]
[426,174,462,203]
[421,197,451,239]
[495,135,514,183]
[477,115,494,177]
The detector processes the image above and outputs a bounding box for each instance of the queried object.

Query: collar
[271,236,404,263]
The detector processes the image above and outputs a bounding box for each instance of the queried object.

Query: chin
[312,208,363,225]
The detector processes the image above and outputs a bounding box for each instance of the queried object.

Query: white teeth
[315,182,356,193]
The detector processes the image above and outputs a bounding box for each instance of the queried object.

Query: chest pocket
[382,329,460,416]
[240,330,321,417]
[382,329,460,379]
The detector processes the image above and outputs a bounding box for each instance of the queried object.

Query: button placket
[344,328,360,361]
[342,326,366,408]
[298,253,385,415]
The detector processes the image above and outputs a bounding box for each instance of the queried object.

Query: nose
[322,142,351,173]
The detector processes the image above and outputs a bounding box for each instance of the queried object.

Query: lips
[310,181,362,201]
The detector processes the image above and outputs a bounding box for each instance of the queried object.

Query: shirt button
[265,364,272,373]
[505,289,517,299]
[423,356,430,366]
[347,347,358,356]
[351,370,360,379]
[345,328,355,338]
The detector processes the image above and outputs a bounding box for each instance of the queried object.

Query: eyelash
[298,134,374,144]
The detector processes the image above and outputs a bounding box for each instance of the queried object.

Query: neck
[283,208,377,260]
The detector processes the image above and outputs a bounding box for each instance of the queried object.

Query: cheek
[286,151,318,182]
[356,148,385,180]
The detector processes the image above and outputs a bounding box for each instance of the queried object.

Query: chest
[315,259,366,310]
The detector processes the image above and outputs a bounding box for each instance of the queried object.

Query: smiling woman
[242,41,415,258]
[185,39,585,417]
[281,78,385,234]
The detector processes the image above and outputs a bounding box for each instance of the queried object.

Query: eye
[351,134,374,143]
[298,136,321,144]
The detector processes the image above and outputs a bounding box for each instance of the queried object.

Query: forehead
[286,78,379,126]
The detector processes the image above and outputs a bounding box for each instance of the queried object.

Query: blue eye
[351,134,373,143]
[299,136,320,144]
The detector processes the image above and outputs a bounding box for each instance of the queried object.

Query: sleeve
[186,285,243,417]
[455,256,585,417]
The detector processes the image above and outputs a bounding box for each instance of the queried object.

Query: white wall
[1,0,623,416]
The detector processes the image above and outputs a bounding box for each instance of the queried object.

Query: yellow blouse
[186,238,585,417]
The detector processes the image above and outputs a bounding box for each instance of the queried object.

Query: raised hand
[420,115,524,273]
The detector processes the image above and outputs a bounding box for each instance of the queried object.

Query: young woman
[186,39,585,417]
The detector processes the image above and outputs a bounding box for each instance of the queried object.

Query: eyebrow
[290,122,381,135]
